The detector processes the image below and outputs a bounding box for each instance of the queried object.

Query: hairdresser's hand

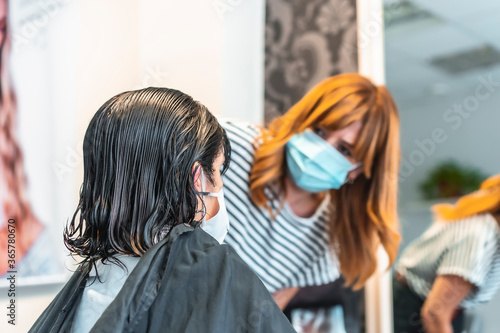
[421,275,473,333]
[272,287,300,310]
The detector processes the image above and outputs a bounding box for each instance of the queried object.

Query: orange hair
[250,73,401,289]
[432,174,500,221]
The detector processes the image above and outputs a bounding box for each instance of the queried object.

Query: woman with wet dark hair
[30,87,295,333]
[65,87,231,265]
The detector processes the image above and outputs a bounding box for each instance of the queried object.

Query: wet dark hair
[64,87,230,270]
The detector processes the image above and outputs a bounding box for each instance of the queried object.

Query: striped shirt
[396,213,500,309]
[221,121,340,293]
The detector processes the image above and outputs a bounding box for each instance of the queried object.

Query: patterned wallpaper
[264,0,358,122]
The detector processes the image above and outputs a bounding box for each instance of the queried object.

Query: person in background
[221,73,401,308]
[30,87,295,333]
[394,174,500,333]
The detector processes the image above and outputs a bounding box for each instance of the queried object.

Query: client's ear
[192,162,202,192]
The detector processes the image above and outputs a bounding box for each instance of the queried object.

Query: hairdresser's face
[311,120,363,181]
[194,149,225,220]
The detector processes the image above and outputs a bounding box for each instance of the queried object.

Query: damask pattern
[264,0,358,122]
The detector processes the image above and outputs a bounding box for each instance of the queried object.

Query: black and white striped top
[396,213,500,309]
[221,121,340,293]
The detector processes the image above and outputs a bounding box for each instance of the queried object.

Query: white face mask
[199,171,230,244]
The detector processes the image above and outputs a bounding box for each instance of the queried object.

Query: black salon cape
[30,224,296,333]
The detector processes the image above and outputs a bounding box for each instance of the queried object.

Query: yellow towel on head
[432,174,500,221]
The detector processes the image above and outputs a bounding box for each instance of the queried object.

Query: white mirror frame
[356,0,394,332]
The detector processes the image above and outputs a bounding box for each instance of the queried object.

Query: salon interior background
[1,0,500,332]
[386,1,500,332]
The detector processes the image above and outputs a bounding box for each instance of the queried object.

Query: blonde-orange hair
[250,73,401,289]
[432,174,500,221]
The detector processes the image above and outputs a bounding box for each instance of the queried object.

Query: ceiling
[383,0,500,109]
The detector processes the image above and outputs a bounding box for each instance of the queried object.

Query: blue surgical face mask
[285,129,360,193]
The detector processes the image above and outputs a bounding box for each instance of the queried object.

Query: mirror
[385,1,500,332]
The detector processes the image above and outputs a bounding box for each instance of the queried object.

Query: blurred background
[385,1,500,332]
[0,0,499,332]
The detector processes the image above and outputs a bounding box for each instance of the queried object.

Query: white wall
[0,1,265,332]
[221,0,265,125]
[137,0,222,115]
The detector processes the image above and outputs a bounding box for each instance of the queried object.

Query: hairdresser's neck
[284,175,326,219]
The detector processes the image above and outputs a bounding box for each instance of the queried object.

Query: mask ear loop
[346,162,362,185]
[193,165,208,227]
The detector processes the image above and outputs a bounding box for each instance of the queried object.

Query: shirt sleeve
[437,217,498,289]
